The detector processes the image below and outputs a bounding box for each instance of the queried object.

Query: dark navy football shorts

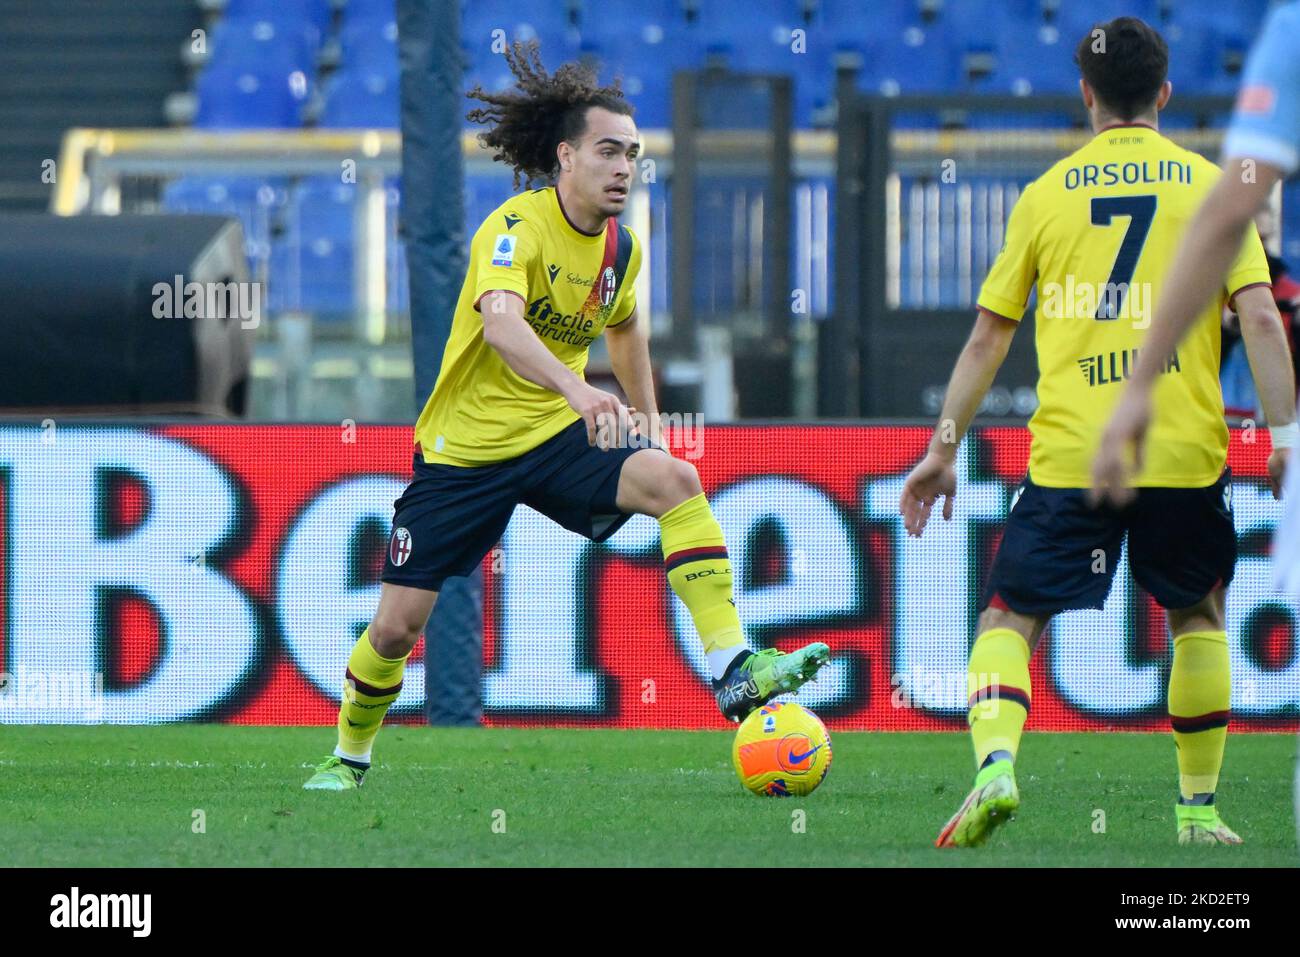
[980,468,1236,615]
[381,418,661,591]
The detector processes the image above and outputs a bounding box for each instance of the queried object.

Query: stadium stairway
[0,0,200,212]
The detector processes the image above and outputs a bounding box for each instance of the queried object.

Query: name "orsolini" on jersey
[1063,159,1193,190]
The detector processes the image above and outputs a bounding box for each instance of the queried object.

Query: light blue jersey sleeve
[1221,1,1300,176]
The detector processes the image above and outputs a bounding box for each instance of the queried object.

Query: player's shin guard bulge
[966,627,1032,767]
[336,626,409,764]
[1168,630,1231,802]
[659,492,745,663]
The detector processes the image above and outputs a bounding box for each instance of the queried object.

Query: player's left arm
[1094,2,1300,503]
[1234,283,1295,498]
[605,306,662,446]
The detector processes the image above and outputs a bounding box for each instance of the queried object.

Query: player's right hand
[899,452,957,537]
[565,381,629,449]
[1089,387,1152,508]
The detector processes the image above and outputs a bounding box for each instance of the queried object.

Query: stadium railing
[52,126,837,422]
[56,101,1275,422]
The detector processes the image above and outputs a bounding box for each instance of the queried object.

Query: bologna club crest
[599,266,617,306]
[389,526,412,567]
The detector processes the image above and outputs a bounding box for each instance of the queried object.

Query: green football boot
[935,758,1020,848]
[712,644,832,722]
[1176,803,1243,845]
[302,756,366,791]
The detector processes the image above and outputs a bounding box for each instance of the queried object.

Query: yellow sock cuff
[967,627,1032,767]
[659,492,726,558]
[659,494,743,655]
[1168,630,1230,729]
[967,627,1031,709]
[1168,630,1230,799]
[336,627,408,762]
[346,627,409,701]
[1171,629,1228,651]
[1168,630,1230,720]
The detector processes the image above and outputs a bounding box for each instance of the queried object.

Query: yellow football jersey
[977,123,1271,488]
[413,186,642,466]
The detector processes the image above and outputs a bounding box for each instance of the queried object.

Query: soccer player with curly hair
[304,41,828,790]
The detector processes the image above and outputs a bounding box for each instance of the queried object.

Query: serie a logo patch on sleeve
[491,234,517,267]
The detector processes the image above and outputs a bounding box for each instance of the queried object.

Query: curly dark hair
[466,39,634,190]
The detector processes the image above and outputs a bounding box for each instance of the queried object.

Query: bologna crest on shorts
[599,265,617,306]
[389,526,412,567]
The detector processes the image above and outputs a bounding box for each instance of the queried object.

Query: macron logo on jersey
[491,234,517,267]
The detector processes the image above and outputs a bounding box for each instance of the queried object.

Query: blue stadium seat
[319,68,400,127]
[208,16,321,75]
[344,0,396,23]
[1164,21,1221,95]
[702,17,808,75]
[278,178,357,315]
[569,0,687,41]
[857,26,958,94]
[991,25,1079,94]
[275,177,403,317]
[462,19,582,86]
[1165,0,1273,40]
[1163,4,1259,96]
[161,176,287,268]
[195,62,310,128]
[940,0,1045,26]
[338,15,398,75]
[223,0,332,32]
[461,7,576,57]
[814,0,923,37]
[691,0,811,45]
[1053,0,1161,41]
[575,32,696,129]
[941,0,1041,62]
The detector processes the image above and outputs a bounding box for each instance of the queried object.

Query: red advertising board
[0,423,1295,730]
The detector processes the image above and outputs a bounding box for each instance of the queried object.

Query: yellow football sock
[659,493,745,660]
[1168,630,1230,800]
[336,626,408,763]
[967,627,1032,768]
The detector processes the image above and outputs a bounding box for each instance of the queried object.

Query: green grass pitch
[2,726,1297,867]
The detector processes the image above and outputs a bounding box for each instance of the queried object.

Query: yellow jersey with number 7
[976,123,1271,488]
